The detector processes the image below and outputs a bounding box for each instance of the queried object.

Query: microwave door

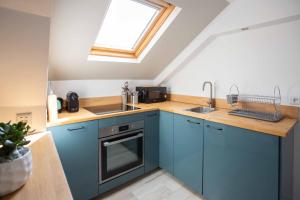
[149,91,161,100]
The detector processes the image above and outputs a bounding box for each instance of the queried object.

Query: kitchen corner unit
[47,101,297,200]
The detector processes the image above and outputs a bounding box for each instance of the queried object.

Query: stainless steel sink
[186,106,215,114]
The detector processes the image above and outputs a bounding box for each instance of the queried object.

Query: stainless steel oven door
[99,130,144,184]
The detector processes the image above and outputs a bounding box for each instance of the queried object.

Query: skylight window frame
[90,0,175,59]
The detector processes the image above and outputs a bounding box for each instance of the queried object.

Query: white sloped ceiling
[48,0,228,80]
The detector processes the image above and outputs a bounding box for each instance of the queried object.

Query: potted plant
[0,121,33,196]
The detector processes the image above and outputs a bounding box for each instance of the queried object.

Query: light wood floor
[98,170,205,200]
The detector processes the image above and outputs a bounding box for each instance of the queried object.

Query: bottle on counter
[47,83,58,122]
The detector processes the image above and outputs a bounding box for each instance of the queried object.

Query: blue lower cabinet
[159,111,174,174]
[49,121,99,200]
[144,111,159,173]
[203,121,279,200]
[173,114,203,194]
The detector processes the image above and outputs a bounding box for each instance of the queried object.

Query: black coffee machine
[66,92,79,112]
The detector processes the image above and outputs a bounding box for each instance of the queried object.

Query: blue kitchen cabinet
[49,121,99,200]
[203,121,279,200]
[173,114,203,194]
[159,111,174,174]
[144,111,159,173]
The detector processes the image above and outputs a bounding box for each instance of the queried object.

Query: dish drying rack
[226,85,283,122]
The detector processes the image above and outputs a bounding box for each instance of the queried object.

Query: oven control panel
[99,120,144,138]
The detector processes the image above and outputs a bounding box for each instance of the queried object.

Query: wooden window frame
[90,0,175,59]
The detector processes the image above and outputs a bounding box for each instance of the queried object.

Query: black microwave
[136,87,167,104]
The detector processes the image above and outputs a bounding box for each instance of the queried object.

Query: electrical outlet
[16,112,32,125]
[290,96,300,105]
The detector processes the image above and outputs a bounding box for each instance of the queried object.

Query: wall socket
[290,96,300,105]
[16,112,32,125]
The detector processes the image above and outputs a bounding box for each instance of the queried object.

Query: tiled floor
[98,170,205,200]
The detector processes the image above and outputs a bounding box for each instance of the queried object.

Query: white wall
[51,80,154,98]
[0,7,50,132]
[156,0,300,91]
[166,19,300,105]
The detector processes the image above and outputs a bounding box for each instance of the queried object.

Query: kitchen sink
[186,106,215,114]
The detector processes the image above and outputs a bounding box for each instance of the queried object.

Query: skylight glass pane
[94,0,160,51]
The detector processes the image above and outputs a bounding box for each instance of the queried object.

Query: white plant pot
[0,148,32,196]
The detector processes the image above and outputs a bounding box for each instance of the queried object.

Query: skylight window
[95,0,159,51]
[90,0,176,60]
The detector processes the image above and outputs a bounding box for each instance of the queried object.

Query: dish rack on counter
[226,84,283,122]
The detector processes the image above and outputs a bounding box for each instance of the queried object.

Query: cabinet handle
[187,120,201,125]
[206,125,223,131]
[67,126,85,132]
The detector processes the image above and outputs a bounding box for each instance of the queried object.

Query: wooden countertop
[47,101,298,137]
[2,132,72,200]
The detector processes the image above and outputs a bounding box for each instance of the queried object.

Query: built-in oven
[99,121,144,184]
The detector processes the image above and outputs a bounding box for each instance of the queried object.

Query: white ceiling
[48,0,228,80]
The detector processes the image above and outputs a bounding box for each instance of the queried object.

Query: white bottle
[47,90,58,122]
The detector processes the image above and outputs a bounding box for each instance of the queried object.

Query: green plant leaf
[0,121,31,160]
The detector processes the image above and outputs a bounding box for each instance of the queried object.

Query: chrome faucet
[202,81,214,108]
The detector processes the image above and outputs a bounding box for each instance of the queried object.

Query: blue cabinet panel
[145,111,159,173]
[49,121,99,200]
[203,121,279,200]
[159,111,174,174]
[174,114,203,194]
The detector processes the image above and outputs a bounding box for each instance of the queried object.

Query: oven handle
[103,133,143,147]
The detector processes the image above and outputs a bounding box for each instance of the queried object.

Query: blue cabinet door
[145,111,159,173]
[203,121,279,200]
[49,121,99,200]
[159,111,174,174]
[174,114,203,194]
